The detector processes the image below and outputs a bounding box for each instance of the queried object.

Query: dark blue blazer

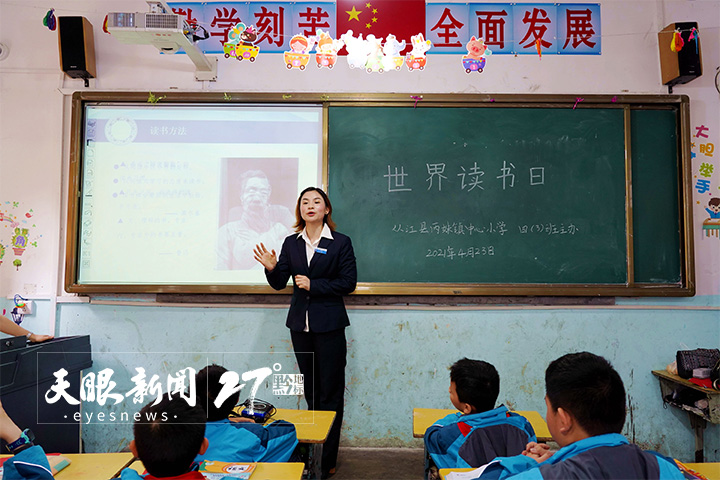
[266,231,357,333]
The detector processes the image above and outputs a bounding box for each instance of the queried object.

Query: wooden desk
[127,459,305,480]
[413,408,552,443]
[231,407,336,444]
[684,462,720,480]
[1,452,134,480]
[270,408,335,479]
[270,408,336,444]
[652,370,720,462]
[441,463,720,480]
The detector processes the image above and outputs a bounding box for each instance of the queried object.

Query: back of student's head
[197,363,240,421]
[450,358,500,412]
[133,396,206,478]
[545,352,626,436]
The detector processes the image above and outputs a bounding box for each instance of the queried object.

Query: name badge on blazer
[315,247,327,254]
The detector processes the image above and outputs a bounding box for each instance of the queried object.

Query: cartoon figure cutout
[383,34,406,71]
[406,33,431,71]
[364,35,385,73]
[341,30,370,69]
[703,197,720,238]
[462,36,492,73]
[223,22,260,62]
[284,34,315,70]
[315,30,344,69]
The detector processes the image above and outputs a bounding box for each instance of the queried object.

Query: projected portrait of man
[217,169,294,270]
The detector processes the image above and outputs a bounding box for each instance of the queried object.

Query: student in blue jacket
[0,398,54,479]
[194,364,298,464]
[424,358,536,479]
[254,186,357,479]
[1,395,209,480]
[477,352,685,480]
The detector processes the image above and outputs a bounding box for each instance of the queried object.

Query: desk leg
[689,414,706,463]
[304,443,323,480]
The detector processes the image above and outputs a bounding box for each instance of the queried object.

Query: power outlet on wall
[15,301,33,315]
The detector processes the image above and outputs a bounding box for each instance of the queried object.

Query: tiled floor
[332,447,426,480]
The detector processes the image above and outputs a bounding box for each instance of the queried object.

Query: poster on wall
[692,120,719,295]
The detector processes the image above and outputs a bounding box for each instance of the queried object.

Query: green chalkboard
[63,92,693,296]
[631,109,682,284]
[327,99,693,295]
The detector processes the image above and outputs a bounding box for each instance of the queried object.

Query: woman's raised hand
[253,243,278,271]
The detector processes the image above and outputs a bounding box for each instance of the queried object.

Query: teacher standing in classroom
[254,186,357,479]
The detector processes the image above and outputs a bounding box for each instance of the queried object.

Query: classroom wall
[1,0,719,461]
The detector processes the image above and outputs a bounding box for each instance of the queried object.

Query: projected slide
[77,104,323,285]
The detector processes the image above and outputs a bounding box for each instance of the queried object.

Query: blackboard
[64,92,693,296]
[327,97,693,296]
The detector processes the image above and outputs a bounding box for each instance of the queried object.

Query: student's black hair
[545,352,626,436]
[196,364,240,421]
[133,395,206,478]
[450,358,500,413]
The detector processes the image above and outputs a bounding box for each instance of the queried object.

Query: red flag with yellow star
[336,0,425,54]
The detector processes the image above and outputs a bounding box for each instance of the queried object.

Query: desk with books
[2,451,305,480]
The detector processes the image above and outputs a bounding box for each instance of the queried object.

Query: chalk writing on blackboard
[426,246,496,259]
[384,163,546,193]
[391,221,579,236]
[518,224,579,235]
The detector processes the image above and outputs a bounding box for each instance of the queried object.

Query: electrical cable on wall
[11,294,28,325]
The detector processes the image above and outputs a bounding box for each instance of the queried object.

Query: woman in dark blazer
[254,187,356,478]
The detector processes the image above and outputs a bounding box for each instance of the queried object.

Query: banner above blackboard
[167,2,600,55]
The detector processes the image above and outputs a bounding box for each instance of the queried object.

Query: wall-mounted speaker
[58,16,96,86]
[658,22,702,89]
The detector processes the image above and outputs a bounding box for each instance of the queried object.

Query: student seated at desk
[120,396,210,480]
[1,396,207,480]
[195,364,298,464]
[476,352,684,480]
[0,398,54,479]
[425,358,536,478]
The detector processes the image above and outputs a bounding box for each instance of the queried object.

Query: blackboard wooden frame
[65,92,694,296]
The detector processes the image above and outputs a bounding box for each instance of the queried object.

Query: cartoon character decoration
[284,34,315,70]
[702,197,720,238]
[364,35,385,73]
[315,30,344,69]
[223,21,260,62]
[382,34,406,71]
[0,242,5,266]
[706,197,720,219]
[406,33,432,71]
[11,227,28,256]
[341,30,371,69]
[462,36,492,73]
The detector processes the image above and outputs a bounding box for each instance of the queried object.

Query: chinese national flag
[336,0,425,54]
